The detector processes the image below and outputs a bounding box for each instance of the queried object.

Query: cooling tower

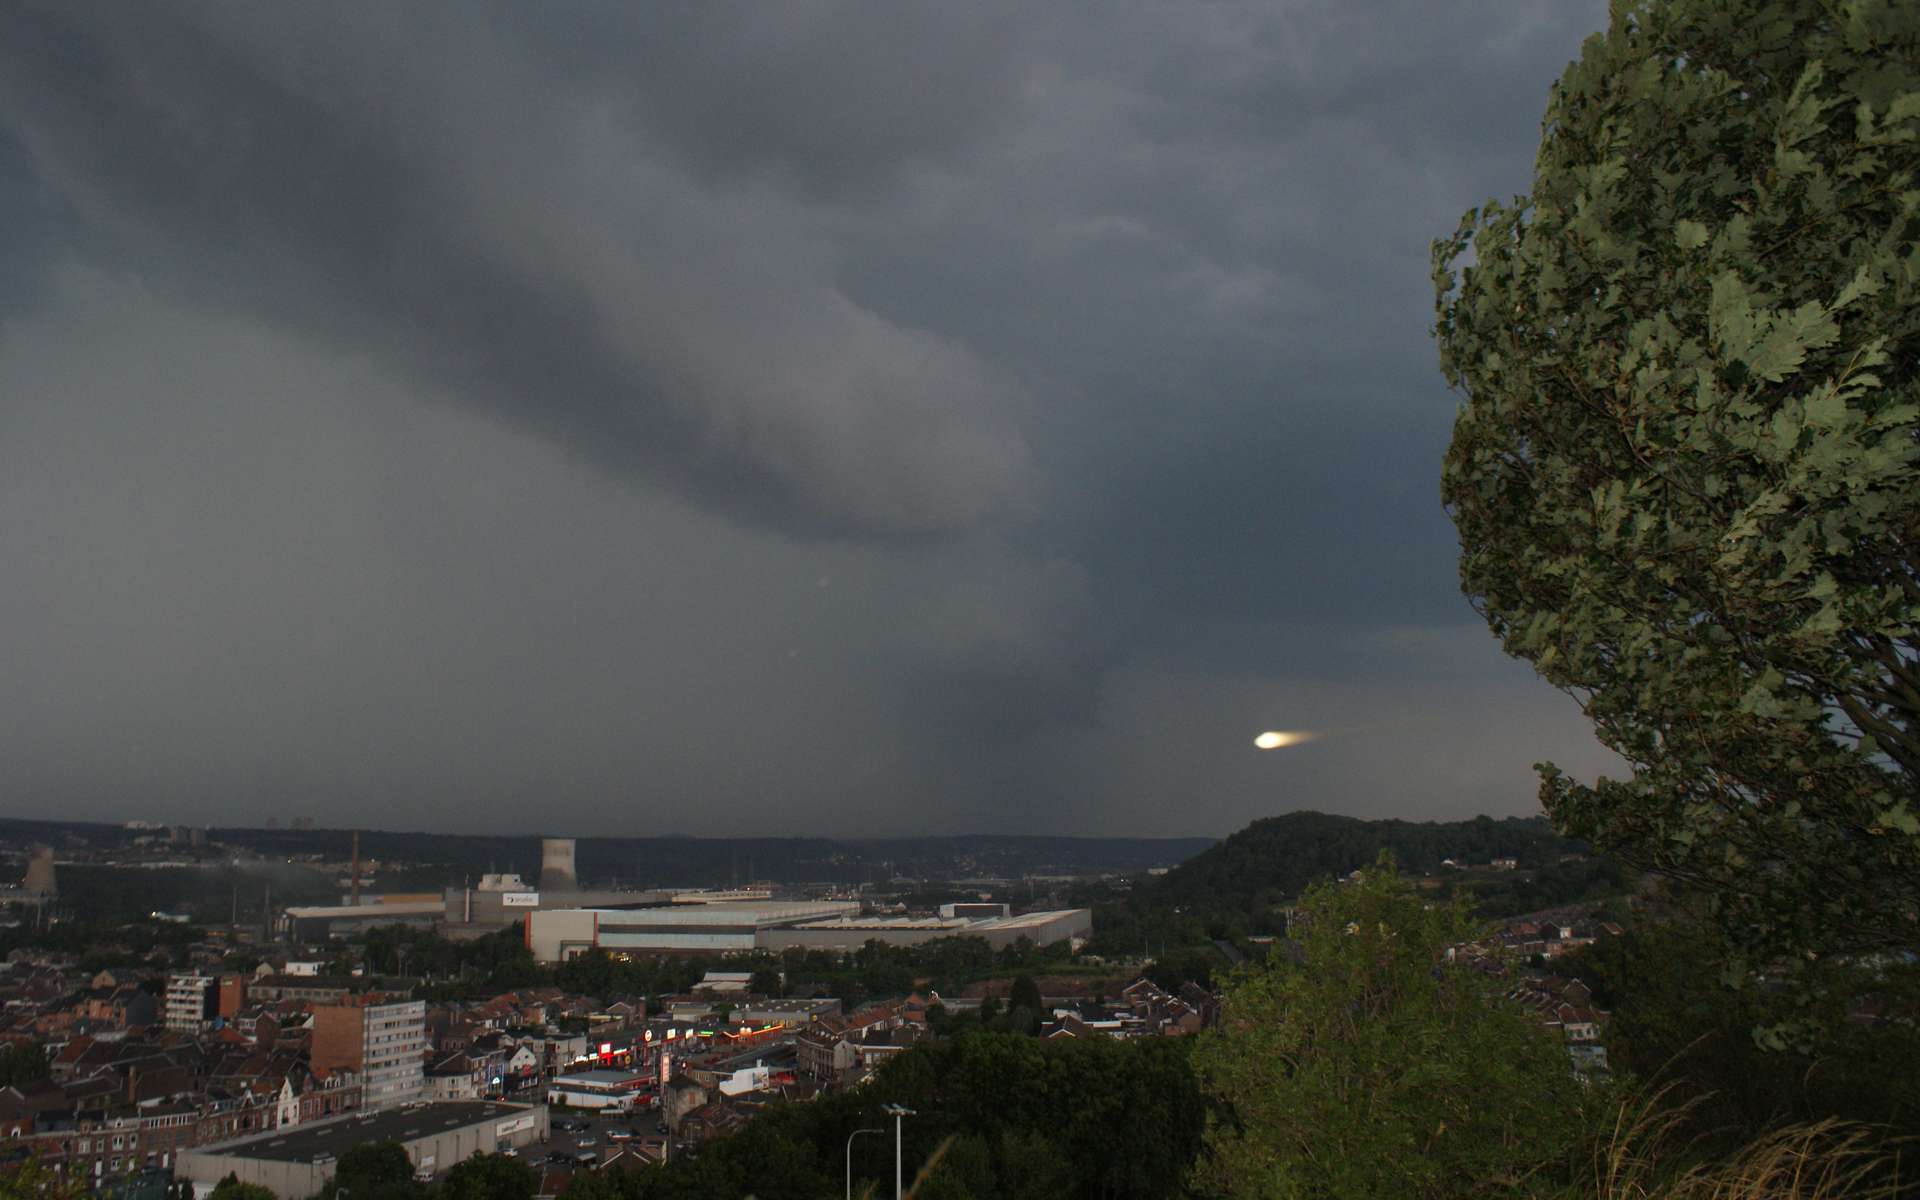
[539,838,577,893]
[22,848,56,899]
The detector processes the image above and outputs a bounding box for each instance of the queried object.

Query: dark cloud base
[0,1,1619,835]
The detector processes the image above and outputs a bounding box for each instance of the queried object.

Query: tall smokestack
[350,830,362,907]
[539,838,577,894]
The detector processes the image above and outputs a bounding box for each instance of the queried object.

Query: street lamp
[881,1105,915,1200]
[845,1127,883,1200]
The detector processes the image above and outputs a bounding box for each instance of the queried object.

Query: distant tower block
[22,848,56,899]
[539,838,577,893]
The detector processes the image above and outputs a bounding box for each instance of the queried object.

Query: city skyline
[0,3,1624,836]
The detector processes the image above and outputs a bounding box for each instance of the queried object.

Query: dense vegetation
[1195,858,1594,1197]
[1085,810,1628,965]
[360,924,1077,1009]
[0,915,202,973]
[1436,0,1920,988]
[561,1032,1205,1200]
[1556,909,1920,1145]
[0,1043,49,1090]
[1409,0,1920,1191]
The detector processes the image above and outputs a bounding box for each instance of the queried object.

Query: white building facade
[362,1000,428,1111]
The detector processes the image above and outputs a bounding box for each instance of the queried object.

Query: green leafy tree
[994,1132,1073,1200]
[910,1134,997,1200]
[1434,0,1920,986]
[1192,855,1591,1198]
[1007,975,1041,1015]
[0,1156,85,1200]
[0,1041,50,1088]
[209,1177,277,1200]
[321,1142,423,1200]
[1558,913,1920,1141]
[553,1176,624,1200]
[434,1154,532,1200]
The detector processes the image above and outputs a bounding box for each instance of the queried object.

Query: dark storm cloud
[0,1,1622,834]
[0,2,1034,539]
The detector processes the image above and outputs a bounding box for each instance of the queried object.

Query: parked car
[606,1128,633,1142]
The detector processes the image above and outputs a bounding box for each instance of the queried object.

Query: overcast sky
[0,2,1624,837]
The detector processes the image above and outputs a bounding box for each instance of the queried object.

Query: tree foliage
[1192,855,1591,1198]
[0,1157,85,1200]
[1434,0,1920,979]
[577,1030,1203,1200]
[209,1177,276,1200]
[0,1042,50,1090]
[320,1143,422,1200]
[434,1155,532,1200]
[1090,810,1620,963]
[1556,913,1920,1141]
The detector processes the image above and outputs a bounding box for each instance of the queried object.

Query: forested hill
[1150,810,1589,903]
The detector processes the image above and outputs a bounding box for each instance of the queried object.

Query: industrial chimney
[539,838,577,893]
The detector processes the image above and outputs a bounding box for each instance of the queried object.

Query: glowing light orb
[1253,730,1313,750]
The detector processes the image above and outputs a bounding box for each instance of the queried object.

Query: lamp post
[881,1105,915,1199]
[845,1127,883,1200]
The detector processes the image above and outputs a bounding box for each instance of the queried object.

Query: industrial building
[176,1102,545,1199]
[523,901,1090,961]
[524,899,861,961]
[440,872,672,936]
[761,908,1093,953]
[284,897,445,941]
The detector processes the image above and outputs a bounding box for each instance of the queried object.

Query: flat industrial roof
[283,901,443,918]
[789,908,1088,933]
[199,1102,536,1163]
[965,909,1088,931]
[551,1069,649,1085]
[588,900,856,924]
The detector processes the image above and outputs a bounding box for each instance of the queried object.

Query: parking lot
[529,1105,665,1166]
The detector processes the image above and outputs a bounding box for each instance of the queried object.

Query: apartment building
[311,999,426,1111]
[164,975,216,1033]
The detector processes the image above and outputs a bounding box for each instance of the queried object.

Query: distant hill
[1151,810,1589,905]
[0,817,1216,889]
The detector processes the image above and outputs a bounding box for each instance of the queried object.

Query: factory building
[523,902,1090,962]
[177,1102,545,1199]
[761,909,1093,953]
[284,898,444,942]
[439,872,673,936]
[524,900,860,962]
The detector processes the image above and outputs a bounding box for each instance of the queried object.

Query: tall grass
[1566,1085,1908,1200]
